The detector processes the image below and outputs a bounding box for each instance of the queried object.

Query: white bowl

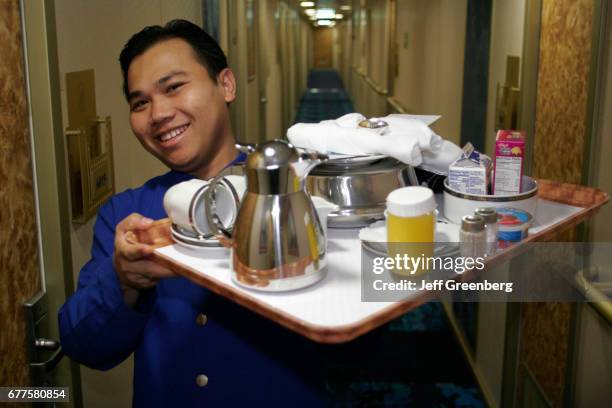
[442,176,538,225]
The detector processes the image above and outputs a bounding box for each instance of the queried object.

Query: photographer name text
[372,279,513,293]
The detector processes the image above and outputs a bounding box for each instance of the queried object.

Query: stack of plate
[170,224,224,250]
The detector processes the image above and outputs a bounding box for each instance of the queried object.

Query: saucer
[171,224,223,248]
[359,221,460,257]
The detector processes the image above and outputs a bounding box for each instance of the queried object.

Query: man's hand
[113,213,176,307]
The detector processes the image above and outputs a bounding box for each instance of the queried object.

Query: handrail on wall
[351,65,388,95]
[351,66,412,115]
[576,267,612,326]
[386,96,411,114]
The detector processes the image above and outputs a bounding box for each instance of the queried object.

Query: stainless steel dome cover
[307,157,418,228]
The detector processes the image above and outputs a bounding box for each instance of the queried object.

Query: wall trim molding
[352,65,388,95]
[386,96,411,114]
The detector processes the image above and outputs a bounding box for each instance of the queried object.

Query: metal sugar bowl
[205,140,328,291]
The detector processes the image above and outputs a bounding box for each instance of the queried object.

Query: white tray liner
[155,198,582,329]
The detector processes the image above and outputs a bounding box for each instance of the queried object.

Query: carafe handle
[204,174,237,248]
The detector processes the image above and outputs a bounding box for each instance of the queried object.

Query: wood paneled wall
[521,1,596,406]
[533,0,595,183]
[0,0,42,387]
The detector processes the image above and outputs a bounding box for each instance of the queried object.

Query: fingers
[115,214,157,261]
[120,241,154,261]
[127,274,159,289]
[133,260,176,279]
[116,213,154,234]
[115,231,153,259]
[113,213,176,292]
[117,259,176,290]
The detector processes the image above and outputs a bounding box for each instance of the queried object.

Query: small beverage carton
[493,130,525,195]
[448,143,492,195]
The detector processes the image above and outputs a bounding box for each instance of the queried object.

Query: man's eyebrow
[127,90,142,103]
[157,70,187,86]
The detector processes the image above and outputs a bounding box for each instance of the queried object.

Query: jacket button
[196,313,207,326]
[196,374,209,387]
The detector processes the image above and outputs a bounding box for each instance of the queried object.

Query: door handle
[35,338,60,351]
[31,347,64,374]
[260,97,268,104]
[23,292,65,385]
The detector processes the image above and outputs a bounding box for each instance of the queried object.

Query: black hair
[119,19,227,100]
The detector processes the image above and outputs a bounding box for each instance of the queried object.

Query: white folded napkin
[420,140,463,175]
[287,113,460,172]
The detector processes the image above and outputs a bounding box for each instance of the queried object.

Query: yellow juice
[387,212,435,242]
[385,186,436,277]
[387,211,435,276]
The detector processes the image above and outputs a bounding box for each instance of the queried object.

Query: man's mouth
[157,124,189,143]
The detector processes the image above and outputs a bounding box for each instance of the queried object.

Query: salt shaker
[475,207,498,256]
[460,215,486,259]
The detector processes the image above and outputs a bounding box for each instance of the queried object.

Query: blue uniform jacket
[58,157,330,407]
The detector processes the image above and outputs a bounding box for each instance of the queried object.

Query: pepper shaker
[460,215,486,259]
[475,207,498,256]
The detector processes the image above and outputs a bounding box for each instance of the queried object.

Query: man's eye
[131,100,148,111]
[166,83,184,93]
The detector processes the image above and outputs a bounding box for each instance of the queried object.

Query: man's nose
[150,96,174,124]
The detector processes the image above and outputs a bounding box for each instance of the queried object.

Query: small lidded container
[386,186,437,243]
[475,207,498,256]
[386,187,436,276]
[460,215,486,258]
[497,207,533,247]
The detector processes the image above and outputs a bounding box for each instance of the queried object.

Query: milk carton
[493,130,525,195]
[448,143,491,195]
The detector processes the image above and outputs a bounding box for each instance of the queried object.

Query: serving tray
[135,180,608,343]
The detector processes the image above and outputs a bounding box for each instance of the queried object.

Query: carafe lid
[238,139,326,194]
[244,140,300,170]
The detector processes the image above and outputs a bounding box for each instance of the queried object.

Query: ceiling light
[317,19,332,26]
[315,8,336,19]
[340,5,351,11]
[335,14,343,19]
[305,8,315,16]
[300,1,315,7]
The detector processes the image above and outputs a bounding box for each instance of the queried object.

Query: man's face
[127,38,235,174]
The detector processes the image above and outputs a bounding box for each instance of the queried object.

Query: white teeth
[159,125,188,142]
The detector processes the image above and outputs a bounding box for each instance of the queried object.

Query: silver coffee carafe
[206,139,328,291]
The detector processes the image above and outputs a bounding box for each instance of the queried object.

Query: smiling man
[126,37,237,179]
[58,20,327,407]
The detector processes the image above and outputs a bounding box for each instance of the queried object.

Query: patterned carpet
[307,69,346,89]
[295,70,354,124]
[323,303,484,407]
[296,70,486,407]
[294,88,355,124]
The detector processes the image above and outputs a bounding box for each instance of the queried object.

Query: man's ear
[218,68,236,103]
